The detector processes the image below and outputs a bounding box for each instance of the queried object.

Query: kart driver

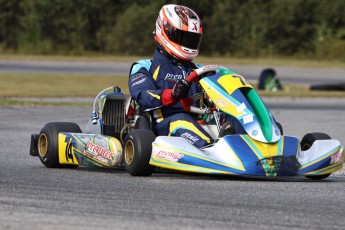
[128,4,244,148]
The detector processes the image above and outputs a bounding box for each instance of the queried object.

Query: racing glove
[161,79,191,106]
[172,79,190,100]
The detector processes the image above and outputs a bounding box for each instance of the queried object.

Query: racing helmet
[153,4,202,62]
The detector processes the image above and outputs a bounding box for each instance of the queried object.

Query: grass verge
[1,73,129,98]
[0,99,92,107]
[1,72,344,106]
[1,54,344,68]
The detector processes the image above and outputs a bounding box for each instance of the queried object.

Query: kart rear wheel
[124,129,156,176]
[38,122,81,168]
[134,115,152,130]
[301,132,332,180]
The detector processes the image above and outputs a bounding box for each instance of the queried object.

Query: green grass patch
[1,73,129,98]
[1,72,345,106]
[0,99,92,107]
[1,54,344,68]
[0,54,147,63]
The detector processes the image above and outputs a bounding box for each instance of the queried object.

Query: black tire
[38,122,81,168]
[258,68,282,91]
[305,174,331,180]
[123,129,156,176]
[310,84,345,91]
[301,132,332,180]
[134,116,151,130]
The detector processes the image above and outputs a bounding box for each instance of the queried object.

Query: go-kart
[30,66,344,180]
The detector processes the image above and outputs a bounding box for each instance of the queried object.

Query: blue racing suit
[129,49,214,147]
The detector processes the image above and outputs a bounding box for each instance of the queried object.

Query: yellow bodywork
[200,74,253,118]
[58,133,79,165]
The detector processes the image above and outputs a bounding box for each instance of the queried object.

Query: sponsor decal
[191,21,197,31]
[243,115,254,124]
[181,132,199,143]
[202,65,221,70]
[84,142,115,164]
[166,8,172,17]
[275,129,280,135]
[175,6,191,26]
[330,151,343,165]
[131,78,146,87]
[252,130,258,136]
[259,157,281,174]
[216,98,228,107]
[236,103,246,113]
[65,141,74,163]
[161,35,168,45]
[130,73,144,82]
[154,150,184,162]
[84,151,108,164]
[164,72,186,81]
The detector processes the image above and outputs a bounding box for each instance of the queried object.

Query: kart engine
[86,86,132,143]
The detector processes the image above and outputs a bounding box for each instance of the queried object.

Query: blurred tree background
[0,0,344,60]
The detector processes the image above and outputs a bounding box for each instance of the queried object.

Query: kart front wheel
[301,132,332,180]
[38,122,81,168]
[124,129,156,176]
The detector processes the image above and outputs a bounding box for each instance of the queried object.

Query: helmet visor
[163,21,202,50]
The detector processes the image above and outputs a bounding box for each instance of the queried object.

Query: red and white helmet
[153,4,202,61]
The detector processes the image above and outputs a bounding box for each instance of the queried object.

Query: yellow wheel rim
[38,133,48,158]
[124,140,135,165]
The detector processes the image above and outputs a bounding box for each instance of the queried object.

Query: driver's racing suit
[129,49,213,148]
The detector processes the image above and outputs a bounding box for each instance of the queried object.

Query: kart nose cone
[257,156,301,176]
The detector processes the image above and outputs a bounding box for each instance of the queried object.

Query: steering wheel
[185,65,222,83]
[181,65,222,114]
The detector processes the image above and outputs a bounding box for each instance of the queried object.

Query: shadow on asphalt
[32,164,344,183]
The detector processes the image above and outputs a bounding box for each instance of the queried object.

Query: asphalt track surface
[1,97,345,230]
[1,60,345,85]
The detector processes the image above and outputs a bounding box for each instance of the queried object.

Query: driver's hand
[172,79,190,100]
